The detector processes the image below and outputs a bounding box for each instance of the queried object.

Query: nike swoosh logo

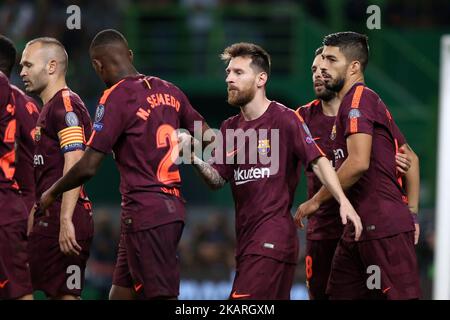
[382,287,391,294]
[226,149,238,157]
[0,280,9,288]
[313,137,321,141]
[235,179,257,185]
[231,291,251,299]
[134,283,143,292]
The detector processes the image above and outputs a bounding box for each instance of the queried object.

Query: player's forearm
[313,156,367,205]
[312,157,346,204]
[50,153,97,200]
[59,152,84,222]
[192,156,226,190]
[404,151,420,214]
[60,187,81,222]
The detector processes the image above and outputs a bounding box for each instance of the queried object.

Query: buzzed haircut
[220,42,271,76]
[315,46,323,57]
[0,35,17,77]
[26,37,68,74]
[323,31,369,71]
[90,29,129,51]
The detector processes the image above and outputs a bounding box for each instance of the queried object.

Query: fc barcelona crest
[34,126,41,142]
[258,139,270,155]
[330,124,336,141]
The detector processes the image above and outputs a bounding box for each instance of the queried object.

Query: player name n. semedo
[135,93,181,120]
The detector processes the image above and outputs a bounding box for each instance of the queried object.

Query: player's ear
[257,72,268,88]
[349,61,361,75]
[91,59,102,73]
[47,59,57,75]
[128,49,133,62]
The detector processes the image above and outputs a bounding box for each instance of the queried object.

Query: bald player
[20,37,93,299]
[38,29,207,300]
[0,36,34,300]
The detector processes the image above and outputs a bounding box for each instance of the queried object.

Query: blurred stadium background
[1,0,448,299]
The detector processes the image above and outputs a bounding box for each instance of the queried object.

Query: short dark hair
[26,37,68,73]
[315,46,324,57]
[0,35,17,77]
[220,42,271,76]
[90,29,128,50]
[323,31,369,71]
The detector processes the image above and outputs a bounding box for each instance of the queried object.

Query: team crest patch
[34,127,41,142]
[257,139,270,155]
[95,104,105,123]
[330,124,336,140]
[348,109,361,119]
[65,111,79,127]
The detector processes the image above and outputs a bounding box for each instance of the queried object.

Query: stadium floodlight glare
[433,35,450,300]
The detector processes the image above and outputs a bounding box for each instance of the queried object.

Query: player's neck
[40,78,68,105]
[113,66,139,84]
[338,75,364,101]
[240,94,271,121]
[321,96,340,116]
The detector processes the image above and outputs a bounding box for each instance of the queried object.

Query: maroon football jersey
[87,75,205,232]
[298,99,343,240]
[210,101,324,263]
[11,85,39,212]
[333,83,414,242]
[33,88,93,239]
[0,72,28,226]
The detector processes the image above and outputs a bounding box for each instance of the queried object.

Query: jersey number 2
[156,124,181,184]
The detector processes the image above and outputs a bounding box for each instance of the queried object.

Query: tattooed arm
[192,156,226,190]
[178,131,227,190]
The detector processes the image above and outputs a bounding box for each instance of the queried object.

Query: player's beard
[227,85,256,107]
[324,74,345,93]
[314,83,336,102]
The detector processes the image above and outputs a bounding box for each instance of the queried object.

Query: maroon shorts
[305,238,340,300]
[0,219,33,299]
[112,221,184,299]
[27,232,92,298]
[327,231,421,300]
[230,254,296,300]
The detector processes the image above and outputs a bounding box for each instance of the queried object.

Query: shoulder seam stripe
[294,109,305,123]
[99,79,126,105]
[62,89,73,112]
[351,85,364,109]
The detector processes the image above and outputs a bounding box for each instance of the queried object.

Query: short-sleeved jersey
[11,85,40,212]
[210,101,324,263]
[87,75,205,232]
[0,72,28,226]
[0,72,18,190]
[333,83,414,242]
[33,88,93,239]
[298,99,343,240]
